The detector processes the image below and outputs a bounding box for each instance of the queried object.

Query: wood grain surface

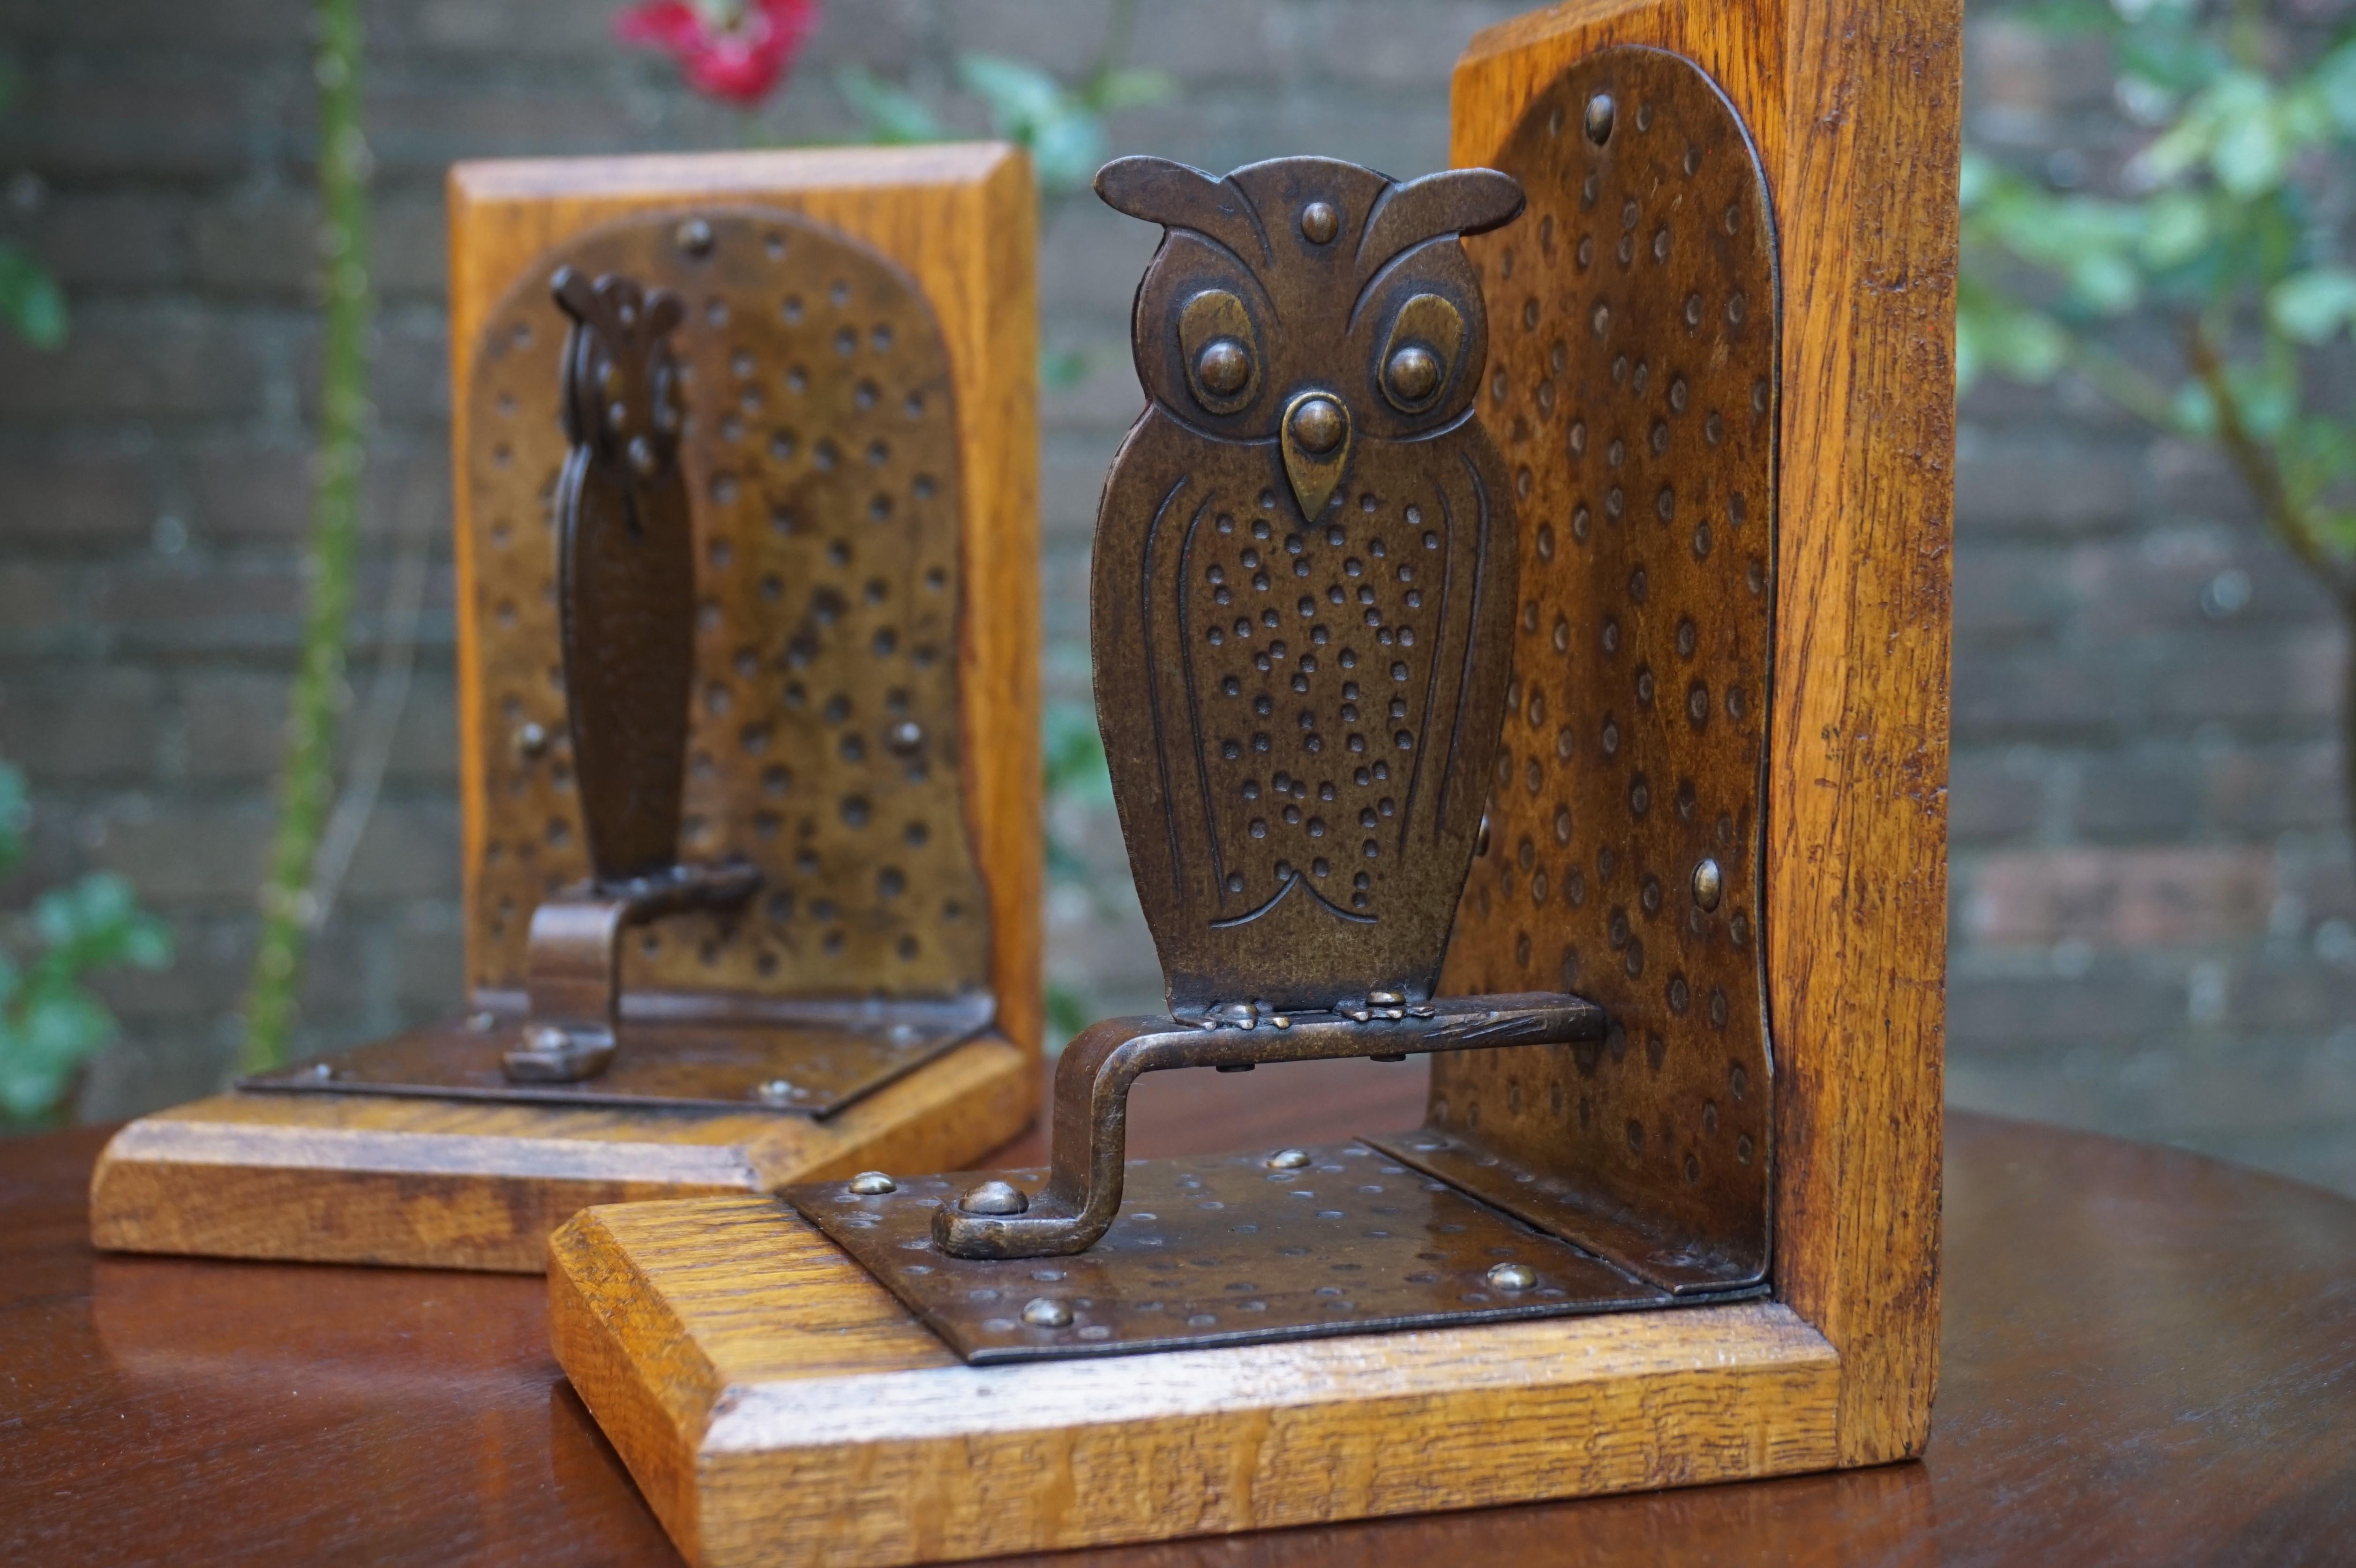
[86,145,1044,1272]
[555,1196,1836,1568]
[1453,0,1959,1466]
[8,1079,2356,1566]
[88,1035,1032,1271]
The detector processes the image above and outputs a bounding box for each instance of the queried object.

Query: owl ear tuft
[1425,169,1526,236]
[1358,169,1526,270]
[1095,156,1231,232]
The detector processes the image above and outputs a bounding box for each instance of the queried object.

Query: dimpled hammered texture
[462,208,990,1006]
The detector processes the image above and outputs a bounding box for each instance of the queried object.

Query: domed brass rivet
[1290,396,1345,455]
[1386,345,1440,404]
[1585,93,1615,145]
[1197,337,1251,397]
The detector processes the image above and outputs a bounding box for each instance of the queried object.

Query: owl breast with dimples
[1088,155,1527,1020]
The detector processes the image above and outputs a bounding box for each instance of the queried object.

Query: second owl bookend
[86,146,1042,1272]
[544,153,1797,1568]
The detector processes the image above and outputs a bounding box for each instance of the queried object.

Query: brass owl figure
[550,267,693,887]
[1090,155,1526,1019]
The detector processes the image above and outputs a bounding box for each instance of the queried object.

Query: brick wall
[1,0,2349,1190]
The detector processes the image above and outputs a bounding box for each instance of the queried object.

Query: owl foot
[1187,999,1292,1031]
[1331,990,1437,1023]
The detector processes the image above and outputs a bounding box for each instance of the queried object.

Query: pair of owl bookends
[89,146,1042,1270]
[546,18,1955,1555]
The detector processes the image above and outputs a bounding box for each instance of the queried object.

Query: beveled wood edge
[87,1035,1032,1273]
[549,1193,1844,1568]
[449,143,1026,205]
[444,142,1046,1070]
[552,1208,720,1562]
[1448,0,1955,1467]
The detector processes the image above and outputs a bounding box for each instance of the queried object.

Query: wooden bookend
[545,4,1955,1559]
[90,146,1043,1272]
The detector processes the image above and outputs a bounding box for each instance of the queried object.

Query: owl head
[1098,155,1523,518]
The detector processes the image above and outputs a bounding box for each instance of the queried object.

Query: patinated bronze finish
[244,208,996,1114]
[800,1142,1725,1364]
[914,993,1604,1259]
[797,112,1778,1349]
[489,266,760,1082]
[462,208,990,1010]
[1089,154,1525,1018]
[241,990,991,1116]
[1434,44,1780,1290]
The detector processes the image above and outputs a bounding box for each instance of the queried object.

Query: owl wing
[560,445,696,885]
[1092,409,1232,946]
[1094,409,1516,1013]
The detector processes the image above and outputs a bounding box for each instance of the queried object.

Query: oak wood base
[548,1192,1846,1568]
[88,1035,1031,1273]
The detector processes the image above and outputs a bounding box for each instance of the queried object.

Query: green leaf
[2137,191,2209,267]
[1088,67,1177,113]
[1956,284,2070,390]
[1043,702,1113,805]
[2316,38,2356,134]
[957,54,1068,128]
[1044,982,1095,1046]
[1956,149,1999,211]
[2209,105,2288,198]
[2269,269,2356,344]
[834,66,943,144]
[0,244,68,350]
[956,54,1108,192]
[2068,250,2143,313]
[1041,345,1090,389]
[2168,377,2218,437]
[0,762,25,874]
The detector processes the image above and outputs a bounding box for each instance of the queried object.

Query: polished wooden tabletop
[5,1058,2353,1566]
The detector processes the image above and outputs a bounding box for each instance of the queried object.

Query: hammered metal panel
[1088,158,1526,1016]
[464,209,990,1003]
[1436,47,1778,1283]
[792,1142,1716,1363]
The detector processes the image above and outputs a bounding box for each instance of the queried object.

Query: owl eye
[1198,338,1252,397]
[1377,292,1467,415]
[1385,345,1440,404]
[1178,289,1261,415]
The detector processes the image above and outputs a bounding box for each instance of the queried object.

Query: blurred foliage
[0,764,173,1129]
[1043,699,1124,1044]
[243,0,374,1069]
[840,6,1162,1039]
[836,0,1174,392]
[836,48,1174,197]
[0,60,68,349]
[1959,0,2356,596]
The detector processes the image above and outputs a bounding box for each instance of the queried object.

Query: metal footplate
[793,992,1764,1362]
[798,1141,1692,1366]
[241,990,994,1117]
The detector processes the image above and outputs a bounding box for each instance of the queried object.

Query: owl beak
[1279,390,1351,521]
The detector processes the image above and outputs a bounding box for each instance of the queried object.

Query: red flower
[616,0,821,107]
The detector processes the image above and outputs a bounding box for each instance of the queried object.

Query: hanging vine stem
[2184,317,2356,836]
[241,0,372,1072]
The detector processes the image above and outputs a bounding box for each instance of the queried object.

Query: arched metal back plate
[243,207,998,1117]
[464,208,991,1010]
[1378,46,1779,1293]
[786,113,1773,1358]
